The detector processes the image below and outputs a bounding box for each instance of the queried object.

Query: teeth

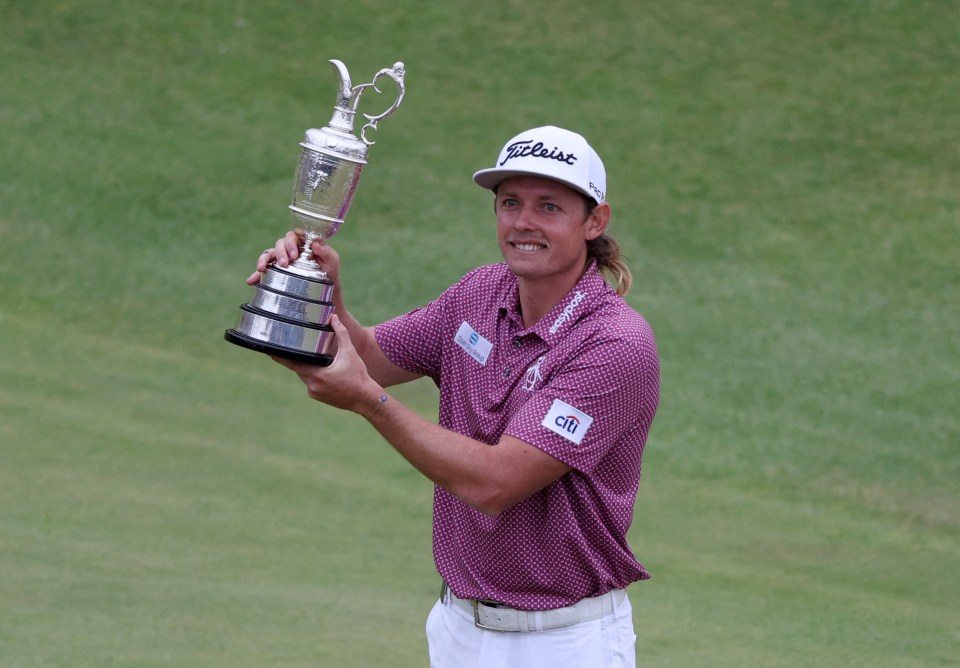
[514,243,544,251]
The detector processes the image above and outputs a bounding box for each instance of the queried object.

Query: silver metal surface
[250,288,334,325]
[234,309,335,356]
[288,205,343,243]
[286,59,406,278]
[226,58,405,364]
[258,266,335,302]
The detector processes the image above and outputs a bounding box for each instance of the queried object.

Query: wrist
[358,388,389,420]
[370,393,389,418]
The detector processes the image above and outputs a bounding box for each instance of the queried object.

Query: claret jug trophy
[225,59,405,364]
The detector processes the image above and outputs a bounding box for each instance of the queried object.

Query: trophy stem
[290,230,329,280]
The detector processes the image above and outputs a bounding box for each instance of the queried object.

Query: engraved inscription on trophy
[225,59,405,364]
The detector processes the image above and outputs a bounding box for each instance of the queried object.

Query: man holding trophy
[239,120,661,666]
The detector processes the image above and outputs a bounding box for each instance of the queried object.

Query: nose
[513,203,538,231]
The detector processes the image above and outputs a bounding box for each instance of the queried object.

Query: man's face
[495,176,603,285]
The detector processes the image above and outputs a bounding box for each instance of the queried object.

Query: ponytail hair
[587,233,632,296]
[582,196,631,296]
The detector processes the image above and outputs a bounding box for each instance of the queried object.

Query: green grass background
[1,1,957,666]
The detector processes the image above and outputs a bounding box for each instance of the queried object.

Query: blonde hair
[587,233,632,296]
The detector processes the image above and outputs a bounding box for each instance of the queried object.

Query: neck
[517,262,589,328]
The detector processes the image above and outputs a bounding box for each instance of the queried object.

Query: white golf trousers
[426,589,637,668]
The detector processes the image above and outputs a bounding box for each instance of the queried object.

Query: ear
[584,202,611,241]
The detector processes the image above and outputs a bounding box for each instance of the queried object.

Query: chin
[505,261,548,280]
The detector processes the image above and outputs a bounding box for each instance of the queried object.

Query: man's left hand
[272,315,385,417]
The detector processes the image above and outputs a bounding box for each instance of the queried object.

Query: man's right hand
[244,229,414,389]
[246,230,314,285]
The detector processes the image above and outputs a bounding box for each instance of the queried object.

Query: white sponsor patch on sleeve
[542,398,594,445]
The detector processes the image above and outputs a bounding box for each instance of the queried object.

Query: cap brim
[472,168,597,201]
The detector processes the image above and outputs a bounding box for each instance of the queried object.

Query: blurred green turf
[1,1,957,666]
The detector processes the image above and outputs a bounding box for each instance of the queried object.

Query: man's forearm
[358,390,570,516]
[275,316,569,514]
[358,391,508,515]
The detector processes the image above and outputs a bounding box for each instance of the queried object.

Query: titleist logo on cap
[473,125,606,203]
[499,140,577,167]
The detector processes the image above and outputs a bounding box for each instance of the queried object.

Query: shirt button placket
[502,337,522,378]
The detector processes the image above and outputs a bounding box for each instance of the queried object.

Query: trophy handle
[325,60,406,145]
[354,62,406,145]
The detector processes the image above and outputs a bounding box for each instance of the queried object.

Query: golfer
[249,126,661,667]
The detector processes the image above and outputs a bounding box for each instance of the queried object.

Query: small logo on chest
[454,321,492,365]
[522,355,546,391]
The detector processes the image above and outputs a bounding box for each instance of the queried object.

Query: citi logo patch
[455,321,492,365]
[542,398,594,446]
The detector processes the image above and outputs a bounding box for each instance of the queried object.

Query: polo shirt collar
[498,262,608,344]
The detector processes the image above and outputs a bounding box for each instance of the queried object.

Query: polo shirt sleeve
[374,299,447,380]
[502,320,660,474]
[374,267,498,382]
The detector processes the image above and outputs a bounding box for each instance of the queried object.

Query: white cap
[473,126,607,203]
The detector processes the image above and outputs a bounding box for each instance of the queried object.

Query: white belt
[443,582,626,633]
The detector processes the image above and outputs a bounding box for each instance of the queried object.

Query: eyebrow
[496,190,562,201]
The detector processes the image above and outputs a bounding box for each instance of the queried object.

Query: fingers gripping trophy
[225,59,405,365]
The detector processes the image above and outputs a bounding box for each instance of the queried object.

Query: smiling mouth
[511,241,547,252]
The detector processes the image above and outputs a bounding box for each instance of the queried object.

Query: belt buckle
[472,599,506,632]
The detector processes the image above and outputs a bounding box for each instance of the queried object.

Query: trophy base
[224,328,334,366]
[225,262,337,366]
[225,299,336,365]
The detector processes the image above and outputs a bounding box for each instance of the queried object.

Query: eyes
[498,197,562,214]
